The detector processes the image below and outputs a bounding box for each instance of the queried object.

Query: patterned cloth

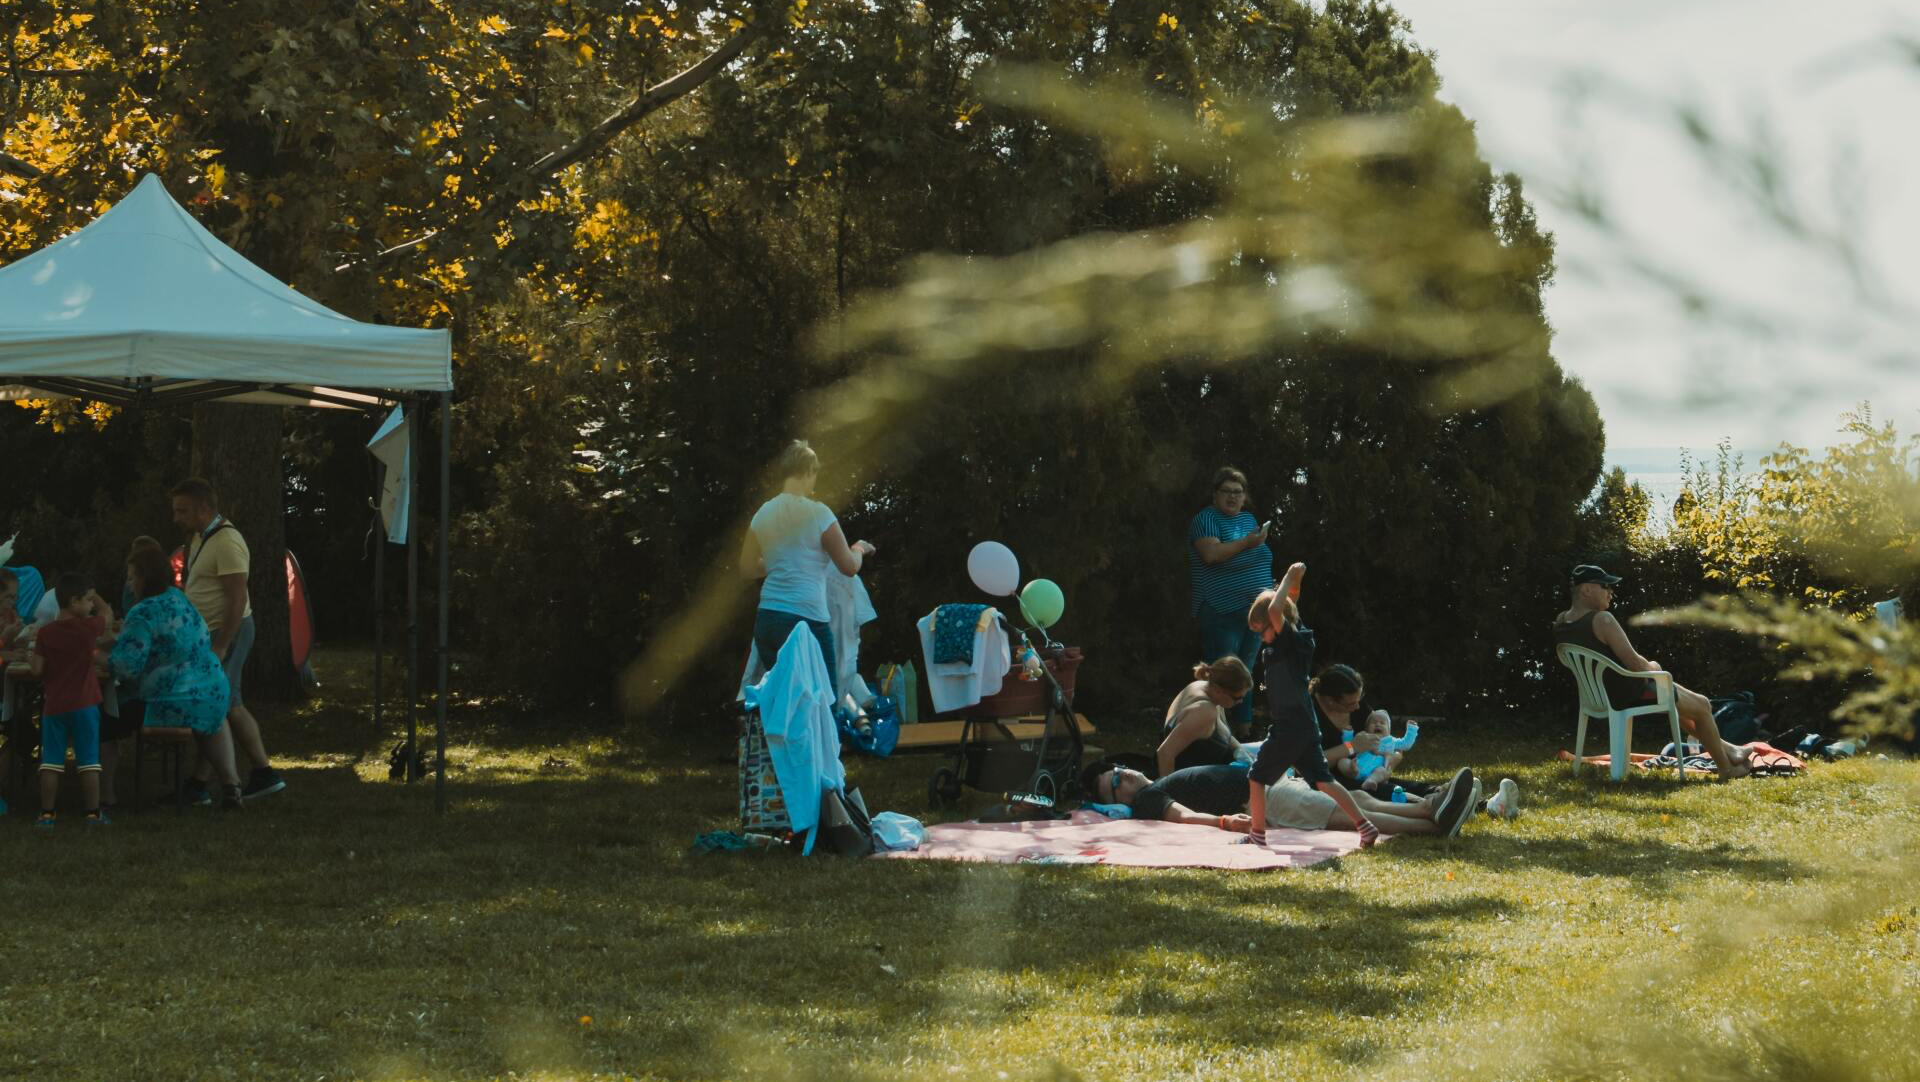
[106,587,230,735]
[932,603,991,664]
[738,708,791,833]
[4,565,46,623]
[1187,508,1272,618]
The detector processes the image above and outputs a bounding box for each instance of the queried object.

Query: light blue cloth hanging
[6,565,45,623]
[743,622,844,854]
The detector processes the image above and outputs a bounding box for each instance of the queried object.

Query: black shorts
[101,698,144,742]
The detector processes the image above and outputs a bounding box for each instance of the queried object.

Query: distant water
[1628,473,1691,522]
[1605,447,1767,526]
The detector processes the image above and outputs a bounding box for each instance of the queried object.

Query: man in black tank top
[1552,564,1752,779]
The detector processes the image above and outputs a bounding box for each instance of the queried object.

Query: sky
[1382,0,1919,459]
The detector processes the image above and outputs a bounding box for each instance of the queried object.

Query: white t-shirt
[749,493,839,622]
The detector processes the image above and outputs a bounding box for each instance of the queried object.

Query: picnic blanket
[869,810,1368,870]
[1557,741,1806,776]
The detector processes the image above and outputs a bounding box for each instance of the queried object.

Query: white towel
[916,608,1010,714]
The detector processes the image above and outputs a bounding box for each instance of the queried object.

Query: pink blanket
[871,810,1368,870]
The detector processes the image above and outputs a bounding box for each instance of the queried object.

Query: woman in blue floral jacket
[108,543,242,807]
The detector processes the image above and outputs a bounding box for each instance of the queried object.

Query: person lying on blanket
[1084,759,1480,842]
[1243,562,1482,845]
[1551,564,1752,780]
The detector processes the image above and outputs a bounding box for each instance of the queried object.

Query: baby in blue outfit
[1340,713,1418,792]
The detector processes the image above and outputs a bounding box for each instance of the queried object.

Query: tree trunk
[190,402,298,703]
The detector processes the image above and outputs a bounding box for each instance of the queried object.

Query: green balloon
[1018,578,1065,629]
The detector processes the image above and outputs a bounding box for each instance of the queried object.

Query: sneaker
[162,780,214,808]
[1484,777,1521,820]
[85,809,111,827]
[1432,767,1476,838]
[242,768,286,801]
[33,812,55,830]
[220,785,244,810]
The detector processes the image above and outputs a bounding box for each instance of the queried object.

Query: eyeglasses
[1216,487,1246,496]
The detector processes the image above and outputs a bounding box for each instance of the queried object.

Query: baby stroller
[926,620,1086,810]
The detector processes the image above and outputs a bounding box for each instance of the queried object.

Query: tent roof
[0,174,450,405]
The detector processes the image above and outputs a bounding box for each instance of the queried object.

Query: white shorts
[1264,777,1338,830]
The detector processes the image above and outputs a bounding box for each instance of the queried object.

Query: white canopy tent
[0,174,455,809]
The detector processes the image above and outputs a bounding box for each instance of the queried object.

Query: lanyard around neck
[186,516,229,581]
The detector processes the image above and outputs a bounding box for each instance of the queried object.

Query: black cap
[1571,564,1622,586]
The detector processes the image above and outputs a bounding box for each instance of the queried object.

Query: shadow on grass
[1392,831,1803,890]
[1,651,1839,1081]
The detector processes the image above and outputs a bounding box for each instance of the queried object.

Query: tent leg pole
[406,396,421,783]
[372,516,385,754]
[436,390,451,814]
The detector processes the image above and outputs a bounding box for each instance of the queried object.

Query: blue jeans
[219,614,256,706]
[1197,606,1261,729]
[752,609,837,699]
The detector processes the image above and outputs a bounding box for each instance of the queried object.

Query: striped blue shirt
[1188,508,1273,617]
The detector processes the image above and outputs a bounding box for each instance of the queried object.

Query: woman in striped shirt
[1187,467,1273,734]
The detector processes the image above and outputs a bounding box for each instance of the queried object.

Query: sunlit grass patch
[0,646,1912,1081]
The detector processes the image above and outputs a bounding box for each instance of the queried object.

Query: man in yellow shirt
[171,478,286,801]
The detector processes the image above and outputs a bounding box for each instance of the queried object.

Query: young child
[29,572,112,827]
[1338,713,1419,793]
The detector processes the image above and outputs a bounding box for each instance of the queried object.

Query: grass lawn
[3,646,1915,1082]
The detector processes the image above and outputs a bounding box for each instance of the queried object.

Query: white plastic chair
[1554,643,1687,781]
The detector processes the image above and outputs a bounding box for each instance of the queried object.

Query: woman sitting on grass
[1154,656,1257,776]
[106,541,243,808]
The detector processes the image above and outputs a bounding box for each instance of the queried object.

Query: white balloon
[966,541,1020,596]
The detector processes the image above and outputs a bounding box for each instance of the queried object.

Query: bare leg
[38,768,59,813]
[197,701,270,781]
[198,725,241,787]
[1675,682,1750,778]
[79,770,100,812]
[1352,786,1437,820]
[1328,801,1438,835]
[227,702,270,771]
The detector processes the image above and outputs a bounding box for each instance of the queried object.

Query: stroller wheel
[928,767,961,808]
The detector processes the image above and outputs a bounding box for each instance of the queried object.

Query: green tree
[3,0,769,699]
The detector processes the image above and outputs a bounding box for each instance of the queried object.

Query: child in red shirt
[30,572,112,827]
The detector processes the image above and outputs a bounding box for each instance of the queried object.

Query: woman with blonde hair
[738,440,876,695]
[1155,656,1257,776]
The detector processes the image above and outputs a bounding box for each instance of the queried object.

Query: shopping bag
[817,787,874,857]
[739,707,791,833]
